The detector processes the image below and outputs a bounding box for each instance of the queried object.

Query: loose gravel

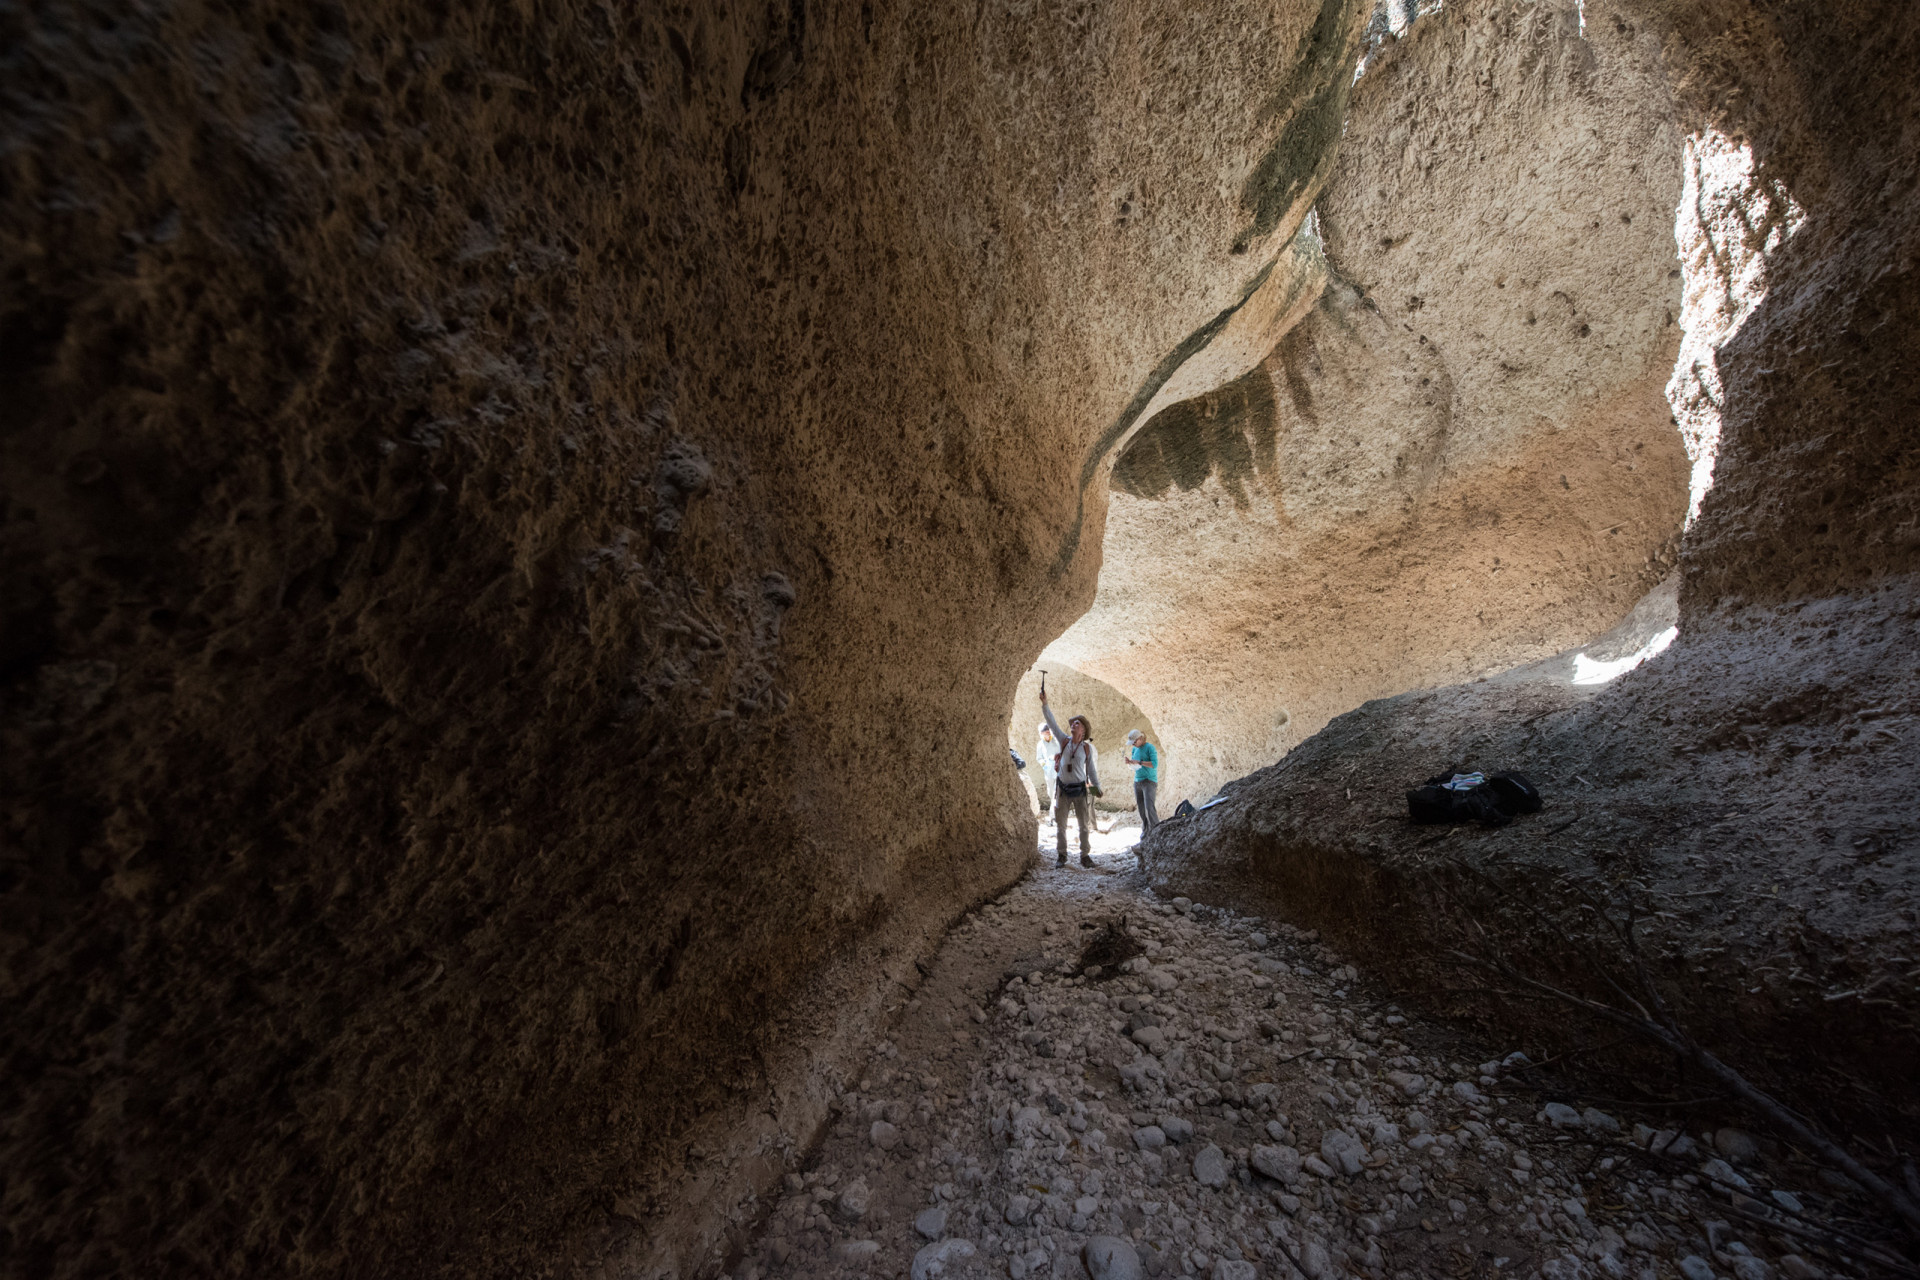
[738,827,1840,1280]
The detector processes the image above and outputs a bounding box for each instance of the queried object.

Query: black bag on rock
[1406,785,1457,824]
[1406,769,1543,827]
[1487,771,1543,814]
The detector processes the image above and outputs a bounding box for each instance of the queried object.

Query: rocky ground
[1134,583,1920,1160]
[732,826,1879,1280]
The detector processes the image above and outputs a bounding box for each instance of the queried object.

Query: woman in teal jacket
[1126,729,1160,835]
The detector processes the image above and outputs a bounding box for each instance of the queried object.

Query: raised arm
[1041,698,1067,745]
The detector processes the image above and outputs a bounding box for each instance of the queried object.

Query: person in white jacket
[1039,688,1100,868]
[1034,722,1058,819]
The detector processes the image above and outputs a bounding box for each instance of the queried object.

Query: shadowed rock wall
[0,0,1371,1275]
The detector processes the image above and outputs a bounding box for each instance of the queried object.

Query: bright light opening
[1666,131,1807,527]
[1572,625,1677,686]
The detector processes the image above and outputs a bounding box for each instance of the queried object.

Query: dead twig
[1707,1185,1920,1278]
[1446,942,1920,1239]
[1509,1041,1917,1276]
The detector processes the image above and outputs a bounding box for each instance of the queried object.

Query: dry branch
[1444,935,1920,1240]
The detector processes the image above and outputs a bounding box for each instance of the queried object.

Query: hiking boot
[1055,853,1067,868]
[1080,853,1095,869]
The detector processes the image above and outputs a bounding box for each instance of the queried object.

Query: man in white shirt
[1034,722,1058,820]
[1039,688,1100,868]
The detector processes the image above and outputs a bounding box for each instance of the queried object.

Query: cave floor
[737,825,1837,1280]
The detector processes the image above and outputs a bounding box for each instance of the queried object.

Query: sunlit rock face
[0,0,1371,1275]
[1141,0,1920,1145]
[1655,0,1920,612]
[1049,0,1690,804]
[1666,130,1807,526]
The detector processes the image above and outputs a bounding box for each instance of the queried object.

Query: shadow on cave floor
[734,829,1833,1280]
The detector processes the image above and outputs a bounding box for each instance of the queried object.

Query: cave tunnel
[3,0,1918,1276]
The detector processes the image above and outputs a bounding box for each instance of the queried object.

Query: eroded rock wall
[1049,0,1691,804]
[1141,0,1920,1147]
[0,0,1371,1275]
[1645,0,1920,611]
[1141,578,1920,1145]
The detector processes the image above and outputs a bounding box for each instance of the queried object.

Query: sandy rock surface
[735,831,1852,1280]
[3,0,1915,1274]
[1122,0,1920,1168]
[1047,0,1690,807]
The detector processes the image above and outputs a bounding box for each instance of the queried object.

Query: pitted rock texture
[1130,0,1920,1155]
[1049,0,1690,806]
[1139,578,1920,1149]
[3,0,1917,1274]
[0,0,1373,1275]
[1643,0,1920,609]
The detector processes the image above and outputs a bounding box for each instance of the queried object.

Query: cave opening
[1005,660,1164,842]
[3,0,1916,1276]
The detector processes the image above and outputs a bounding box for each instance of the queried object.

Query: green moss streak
[1109,365,1280,508]
[1236,0,1368,252]
[1046,0,1365,578]
[1047,261,1274,578]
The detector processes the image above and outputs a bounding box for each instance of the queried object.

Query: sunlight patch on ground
[1572,624,1677,686]
[1035,812,1146,866]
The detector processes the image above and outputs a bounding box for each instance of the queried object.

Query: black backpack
[1406,770,1543,827]
[1487,772,1542,814]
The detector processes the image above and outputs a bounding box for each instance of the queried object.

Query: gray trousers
[1135,780,1160,833]
[1055,787,1093,859]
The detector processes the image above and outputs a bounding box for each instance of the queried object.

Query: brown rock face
[1139,0,1920,1145]
[1051,0,1690,804]
[5,0,1916,1269]
[0,0,1369,1275]
[1650,0,1920,609]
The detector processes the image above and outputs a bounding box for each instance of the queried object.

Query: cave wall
[1048,0,1692,804]
[1649,0,1920,614]
[0,0,1372,1275]
[1137,0,1920,1145]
